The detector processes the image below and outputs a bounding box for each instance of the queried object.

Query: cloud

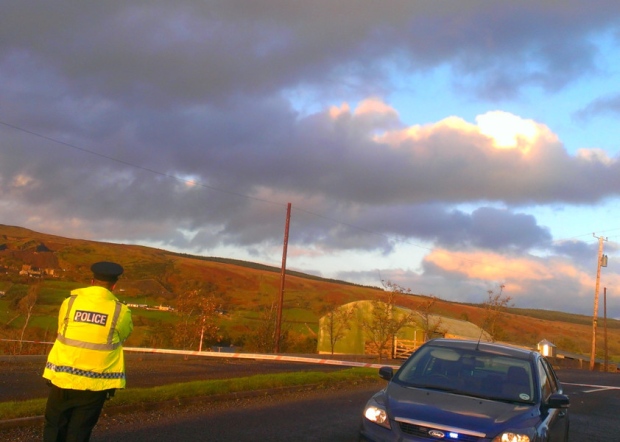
[424,249,567,284]
[574,92,620,120]
[1,100,618,251]
[2,1,620,318]
[419,248,601,312]
[373,108,620,204]
[475,111,541,151]
[552,240,598,267]
[2,1,620,106]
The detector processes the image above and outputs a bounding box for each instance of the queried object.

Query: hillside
[0,224,618,362]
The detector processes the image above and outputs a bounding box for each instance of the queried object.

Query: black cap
[90,261,124,282]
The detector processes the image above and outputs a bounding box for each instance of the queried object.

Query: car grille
[398,422,482,442]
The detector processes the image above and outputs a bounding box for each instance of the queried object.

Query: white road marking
[563,382,620,393]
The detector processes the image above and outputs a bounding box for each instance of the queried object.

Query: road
[559,370,620,441]
[94,369,620,442]
[0,353,353,401]
[1,356,618,441]
[91,384,380,442]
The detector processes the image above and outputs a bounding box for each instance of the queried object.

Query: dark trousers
[43,384,110,442]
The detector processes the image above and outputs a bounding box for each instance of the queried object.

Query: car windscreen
[394,345,536,403]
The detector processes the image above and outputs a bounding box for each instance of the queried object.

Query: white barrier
[124,346,399,369]
[0,339,399,369]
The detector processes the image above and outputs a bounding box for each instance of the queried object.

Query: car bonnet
[385,382,540,437]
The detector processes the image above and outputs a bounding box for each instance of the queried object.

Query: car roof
[425,338,538,361]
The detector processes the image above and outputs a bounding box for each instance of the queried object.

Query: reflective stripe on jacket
[43,286,133,391]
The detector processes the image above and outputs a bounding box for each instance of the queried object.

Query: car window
[395,344,535,403]
[537,358,553,400]
[541,358,559,393]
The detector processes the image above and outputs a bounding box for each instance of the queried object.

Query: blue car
[360,338,569,442]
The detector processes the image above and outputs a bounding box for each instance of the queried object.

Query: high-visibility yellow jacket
[43,286,133,391]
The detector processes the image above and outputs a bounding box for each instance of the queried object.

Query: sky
[2,1,620,319]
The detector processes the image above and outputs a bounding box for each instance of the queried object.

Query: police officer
[43,261,133,442]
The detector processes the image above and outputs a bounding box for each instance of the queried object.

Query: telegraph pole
[604,287,608,372]
[590,234,607,371]
[274,203,292,353]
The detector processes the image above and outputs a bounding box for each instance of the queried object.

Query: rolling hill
[0,224,618,363]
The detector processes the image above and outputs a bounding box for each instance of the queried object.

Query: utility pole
[274,203,292,353]
[604,287,608,372]
[590,234,607,371]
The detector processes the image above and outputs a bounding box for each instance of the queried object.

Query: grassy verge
[0,368,380,421]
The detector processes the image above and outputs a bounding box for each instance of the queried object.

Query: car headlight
[491,432,531,442]
[363,404,391,430]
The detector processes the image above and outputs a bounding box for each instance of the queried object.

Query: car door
[538,358,569,442]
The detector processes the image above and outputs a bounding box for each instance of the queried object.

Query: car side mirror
[546,393,570,409]
[379,366,393,381]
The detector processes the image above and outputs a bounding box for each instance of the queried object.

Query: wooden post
[274,203,292,353]
[590,234,607,371]
[604,287,608,372]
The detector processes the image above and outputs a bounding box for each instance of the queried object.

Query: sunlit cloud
[425,248,593,288]
[376,109,554,156]
[475,111,541,152]
[11,174,37,188]
[576,148,615,165]
[354,97,399,118]
[174,175,202,190]
[328,102,351,119]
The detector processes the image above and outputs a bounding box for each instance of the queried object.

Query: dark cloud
[574,92,620,120]
[450,207,552,251]
[2,1,619,106]
[552,240,597,265]
[1,95,619,252]
[1,1,620,316]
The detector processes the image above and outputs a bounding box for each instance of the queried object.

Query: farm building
[317,300,490,357]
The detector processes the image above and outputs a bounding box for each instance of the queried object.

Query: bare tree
[360,289,416,362]
[174,284,220,351]
[321,304,356,355]
[382,281,412,296]
[381,281,443,342]
[482,284,513,341]
[18,284,39,352]
[416,295,444,341]
[245,301,290,353]
[4,284,39,354]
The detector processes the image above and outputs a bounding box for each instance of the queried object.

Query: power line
[0,119,615,278]
[0,119,433,250]
[0,120,284,208]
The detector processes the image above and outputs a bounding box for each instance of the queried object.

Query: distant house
[17,264,57,278]
[126,303,149,309]
[19,264,32,276]
[125,303,174,312]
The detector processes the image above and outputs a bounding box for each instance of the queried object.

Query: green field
[1,224,620,361]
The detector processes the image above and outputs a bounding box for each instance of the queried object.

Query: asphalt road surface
[0,353,354,401]
[559,370,620,442]
[90,384,381,442]
[1,355,619,441]
[88,369,620,442]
